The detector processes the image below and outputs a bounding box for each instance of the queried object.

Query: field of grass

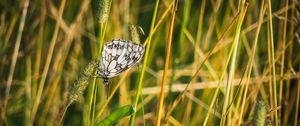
[0,0,300,125]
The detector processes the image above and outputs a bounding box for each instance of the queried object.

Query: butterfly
[96,39,145,85]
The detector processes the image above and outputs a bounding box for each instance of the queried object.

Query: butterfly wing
[98,39,145,78]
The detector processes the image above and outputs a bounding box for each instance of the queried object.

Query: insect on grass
[95,39,145,85]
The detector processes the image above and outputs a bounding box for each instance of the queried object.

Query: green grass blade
[129,0,160,125]
[96,105,136,126]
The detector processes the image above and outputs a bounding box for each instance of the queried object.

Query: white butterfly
[97,39,145,85]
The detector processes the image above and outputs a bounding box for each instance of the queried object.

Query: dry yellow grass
[0,0,299,125]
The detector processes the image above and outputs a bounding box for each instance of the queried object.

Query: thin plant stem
[221,3,248,125]
[202,10,242,126]
[30,0,66,125]
[178,0,190,61]
[164,10,240,125]
[59,103,71,126]
[130,0,160,125]
[267,0,279,125]
[279,0,289,122]
[4,0,30,113]
[88,22,107,125]
[88,78,97,126]
[143,1,174,47]
[156,0,177,125]
[238,0,265,124]
[92,83,98,125]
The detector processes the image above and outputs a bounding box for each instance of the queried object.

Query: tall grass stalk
[4,0,29,115]
[30,0,66,125]
[31,0,45,113]
[143,1,174,47]
[87,21,108,126]
[156,0,177,125]
[221,3,248,125]
[178,0,191,61]
[165,11,240,125]
[87,0,111,125]
[267,0,279,125]
[91,79,98,125]
[129,0,160,125]
[279,0,289,122]
[25,54,32,125]
[31,1,45,124]
[202,11,241,126]
[238,0,265,124]
[283,1,297,124]
[41,1,90,125]
[183,0,207,122]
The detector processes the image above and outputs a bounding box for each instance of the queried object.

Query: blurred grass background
[0,0,300,125]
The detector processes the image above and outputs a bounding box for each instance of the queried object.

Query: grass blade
[96,105,135,126]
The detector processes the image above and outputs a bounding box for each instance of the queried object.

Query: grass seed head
[129,25,144,44]
[67,61,97,105]
[252,100,268,126]
[93,0,112,23]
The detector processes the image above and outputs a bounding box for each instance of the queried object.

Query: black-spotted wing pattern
[97,39,145,85]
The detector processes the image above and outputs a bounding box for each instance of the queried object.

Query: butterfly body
[97,39,145,85]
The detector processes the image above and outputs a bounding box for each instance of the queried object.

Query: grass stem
[156,0,177,125]
[238,0,265,124]
[4,0,30,114]
[30,0,66,125]
[129,0,160,125]
[267,0,279,125]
